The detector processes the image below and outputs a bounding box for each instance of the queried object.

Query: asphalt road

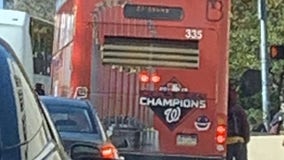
[121,152,223,160]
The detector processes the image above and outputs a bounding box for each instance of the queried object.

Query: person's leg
[235,143,247,160]
[226,144,235,160]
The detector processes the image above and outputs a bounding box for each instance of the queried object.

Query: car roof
[39,96,92,109]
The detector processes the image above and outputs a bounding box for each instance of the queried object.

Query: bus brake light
[139,72,150,83]
[216,125,226,144]
[151,74,161,83]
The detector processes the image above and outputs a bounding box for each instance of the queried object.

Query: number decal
[185,29,203,40]
[164,107,181,123]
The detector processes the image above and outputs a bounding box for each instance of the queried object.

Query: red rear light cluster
[100,143,119,159]
[139,72,161,83]
[216,125,226,144]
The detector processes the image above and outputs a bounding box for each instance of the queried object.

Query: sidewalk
[248,135,284,160]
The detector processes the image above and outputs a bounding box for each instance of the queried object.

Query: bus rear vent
[101,36,199,69]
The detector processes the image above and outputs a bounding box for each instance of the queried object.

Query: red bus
[52,0,231,159]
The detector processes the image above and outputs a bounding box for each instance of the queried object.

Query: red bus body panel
[52,0,231,158]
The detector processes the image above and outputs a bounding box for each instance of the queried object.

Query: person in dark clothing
[227,85,250,160]
[269,103,284,135]
[35,83,45,95]
[252,122,267,133]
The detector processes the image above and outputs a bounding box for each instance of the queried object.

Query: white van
[0,9,33,82]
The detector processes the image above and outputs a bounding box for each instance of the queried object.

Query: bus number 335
[185,29,203,40]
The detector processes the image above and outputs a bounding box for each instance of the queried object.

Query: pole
[258,0,270,131]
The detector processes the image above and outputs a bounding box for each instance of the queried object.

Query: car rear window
[47,106,98,134]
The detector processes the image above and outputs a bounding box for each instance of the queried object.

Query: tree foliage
[6,0,55,22]
[230,0,259,78]
[231,0,284,124]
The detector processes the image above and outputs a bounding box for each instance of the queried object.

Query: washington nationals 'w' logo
[164,107,181,123]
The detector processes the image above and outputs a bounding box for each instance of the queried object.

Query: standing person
[227,85,250,160]
[269,103,284,135]
[35,83,45,95]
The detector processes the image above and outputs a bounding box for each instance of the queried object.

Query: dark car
[0,38,69,160]
[39,96,124,160]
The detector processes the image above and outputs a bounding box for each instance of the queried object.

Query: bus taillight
[151,74,161,83]
[216,125,226,144]
[139,72,150,83]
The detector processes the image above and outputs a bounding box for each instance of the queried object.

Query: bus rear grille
[101,36,199,69]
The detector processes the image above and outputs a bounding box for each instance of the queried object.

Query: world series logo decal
[139,77,208,130]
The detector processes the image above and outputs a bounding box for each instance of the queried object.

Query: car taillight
[216,125,226,144]
[100,143,119,159]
